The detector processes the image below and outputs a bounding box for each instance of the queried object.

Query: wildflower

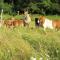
[39,57,43,60]
[30,57,36,60]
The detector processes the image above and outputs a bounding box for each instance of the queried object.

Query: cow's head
[39,16,45,26]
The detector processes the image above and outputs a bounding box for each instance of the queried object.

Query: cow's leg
[43,25,46,31]
[43,26,47,34]
[23,21,26,27]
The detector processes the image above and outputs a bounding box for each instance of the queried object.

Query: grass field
[0,14,60,60]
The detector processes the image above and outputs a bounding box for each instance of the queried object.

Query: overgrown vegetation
[0,15,60,60]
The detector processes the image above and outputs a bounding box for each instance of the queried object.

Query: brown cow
[4,18,24,28]
[4,20,13,28]
[53,20,60,30]
[13,19,24,27]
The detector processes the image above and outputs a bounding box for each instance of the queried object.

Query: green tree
[1,0,60,15]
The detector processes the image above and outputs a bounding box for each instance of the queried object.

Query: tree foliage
[0,0,60,15]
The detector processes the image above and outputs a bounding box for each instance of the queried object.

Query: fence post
[1,9,3,21]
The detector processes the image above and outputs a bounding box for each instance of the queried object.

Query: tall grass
[0,14,60,60]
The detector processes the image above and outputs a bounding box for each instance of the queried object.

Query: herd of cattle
[0,11,31,28]
[0,11,60,31]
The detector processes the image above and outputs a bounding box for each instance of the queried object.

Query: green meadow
[0,14,60,60]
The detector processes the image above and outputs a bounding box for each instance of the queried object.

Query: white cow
[24,11,31,27]
[39,16,54,31]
